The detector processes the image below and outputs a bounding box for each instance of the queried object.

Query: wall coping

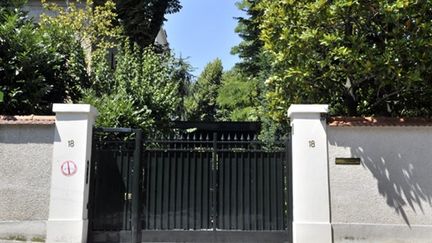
[0,115,55,125]
[288,104,329,118]
[328,117,432,127]
[52,103,98,115]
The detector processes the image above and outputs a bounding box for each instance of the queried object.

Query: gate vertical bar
[87,128,98,238]
[286,133,292,239]
[131,129,142,243]
[212,132,218,232]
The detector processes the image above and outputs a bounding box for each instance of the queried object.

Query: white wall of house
[23,0,70,22]
[0,124,54,241]
[328,126,432,242]
[155,27,169,47]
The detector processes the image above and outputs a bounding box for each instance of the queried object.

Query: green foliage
[0,0,121,115]
[83,41,180,132]
[42,0,187,130]
[0,0,185,130]
[95,0,181,47]
[83,88,151,129]
[258,0,432,119]
[169,57,194,120]
[231,0,283,139]
[0,7,88,115]
[41,0,121,63]
[185,59,223,121]
[232,0,270,78]
[257,113,290,148]
[217,68,259,121]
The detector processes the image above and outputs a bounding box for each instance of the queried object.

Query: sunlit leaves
[216,69,260,121]
[40,0,121,55]
[0,6,88,114]
[257,0,432,118]
[84,42,181,132]
[185,59,223,121]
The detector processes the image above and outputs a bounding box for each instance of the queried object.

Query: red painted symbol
[61,160,77,176]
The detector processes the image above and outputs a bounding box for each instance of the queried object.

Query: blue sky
[164,0,245,76]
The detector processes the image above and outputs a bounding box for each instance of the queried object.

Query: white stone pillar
[288,104,332,243]
[46,104,98,243]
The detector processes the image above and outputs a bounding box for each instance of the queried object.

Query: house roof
[0,115,55,125]
[328,117,432,127]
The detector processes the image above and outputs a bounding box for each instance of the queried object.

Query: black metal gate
[88,123,291,243]
[88,128,142,243]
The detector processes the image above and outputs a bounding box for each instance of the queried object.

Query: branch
[369,87,407,109]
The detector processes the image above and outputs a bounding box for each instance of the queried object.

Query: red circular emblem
[61,160,77,176]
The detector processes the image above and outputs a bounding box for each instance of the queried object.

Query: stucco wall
[328,126,432,242]
[0,125,54,241]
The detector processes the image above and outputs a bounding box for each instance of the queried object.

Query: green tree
[94,0,181,47]
[217,68,259,121]
[231,0,284,139]
[230,1,277,124]
[185,59,223,121]
[232,0,270,78]
[83,41,180,132]
[41,0,121,65]
[42,0,188,130]
[0,6,88,115]
[40,0,123,94]
[258,0,432,120]
[170,56,194,120]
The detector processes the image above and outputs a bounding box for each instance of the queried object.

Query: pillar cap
[288,104,328,118]
[53,104,98,116]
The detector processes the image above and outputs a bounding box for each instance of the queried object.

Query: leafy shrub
[83,41,180,133]
[0,7,88,115]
